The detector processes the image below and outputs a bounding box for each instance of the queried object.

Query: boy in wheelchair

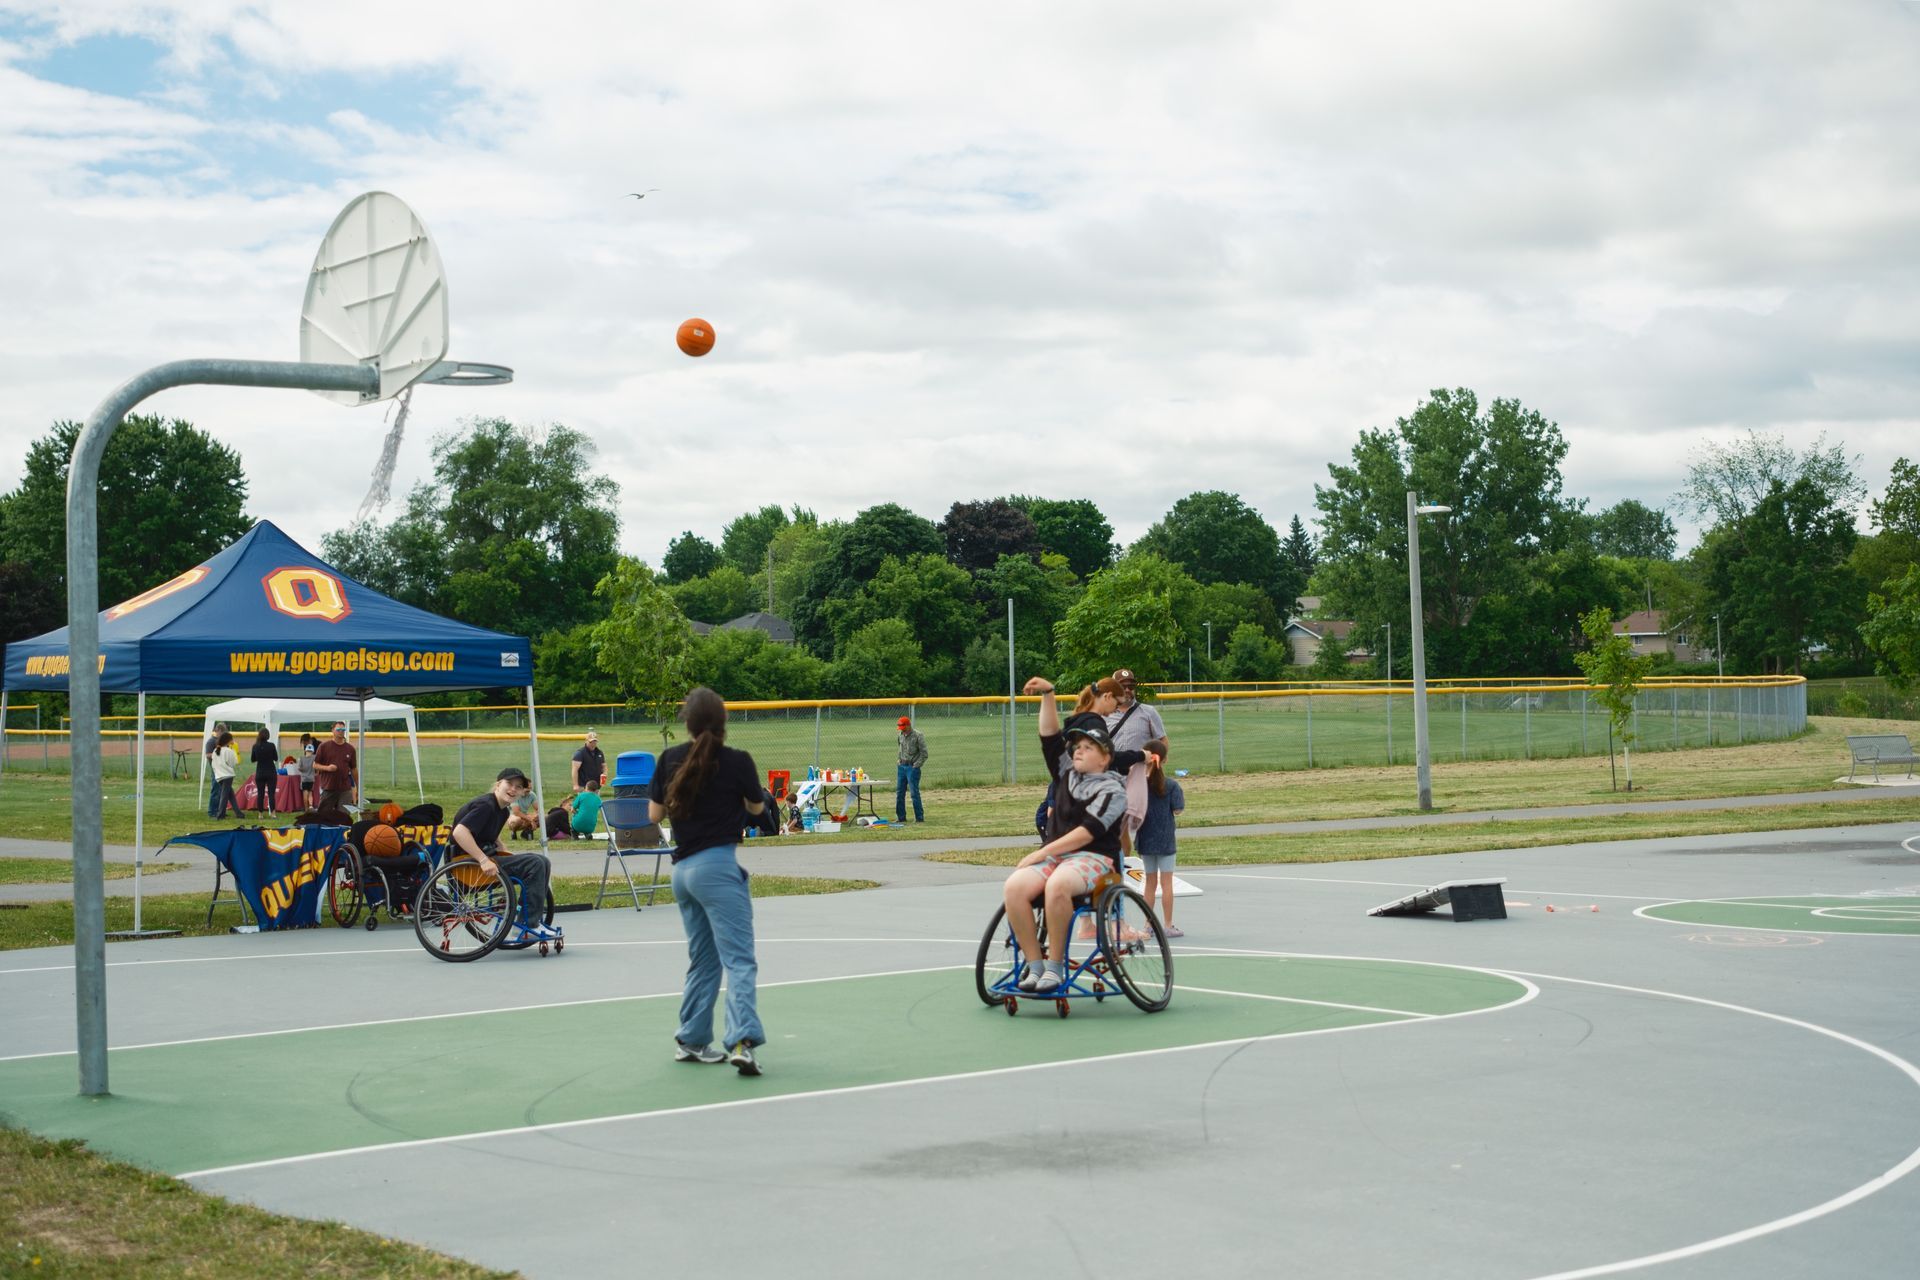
[1005,677,1160,992]
[450,767,562,945]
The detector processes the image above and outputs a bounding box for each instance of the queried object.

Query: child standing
[1135,738,1184,937]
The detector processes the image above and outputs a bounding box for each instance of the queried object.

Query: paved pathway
[2,781,1915,903]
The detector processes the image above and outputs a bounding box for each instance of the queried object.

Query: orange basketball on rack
[676,317,715,357]
[378,802,404,825]
[362,824,402,857]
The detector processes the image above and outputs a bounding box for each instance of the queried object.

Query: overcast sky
[3,1,1915,569]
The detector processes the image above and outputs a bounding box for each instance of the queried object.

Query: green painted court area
[1642,896,1920,935]
[0,955,1524,1176]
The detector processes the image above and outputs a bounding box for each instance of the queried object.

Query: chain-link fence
[0,679,1808,799]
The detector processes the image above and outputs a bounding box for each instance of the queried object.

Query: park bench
[1845,733,1917,783]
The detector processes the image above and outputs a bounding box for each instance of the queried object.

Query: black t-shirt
[572,745,606,787]
[452,793,510,853]
[649,742,762,862]
[250,741,279,775]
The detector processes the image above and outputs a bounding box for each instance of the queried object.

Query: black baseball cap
[1064,724,1114,753]
[496,767,530,786]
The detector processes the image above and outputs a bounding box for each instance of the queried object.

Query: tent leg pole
[527,687,548,855]
[411,716,424,803]
[0,691,8,782]
[356,694,366,809]
[134,694,145,933]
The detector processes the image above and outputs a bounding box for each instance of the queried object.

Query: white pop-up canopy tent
[198,696,425,802]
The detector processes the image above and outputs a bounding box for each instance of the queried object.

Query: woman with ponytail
[648,687,771,1075]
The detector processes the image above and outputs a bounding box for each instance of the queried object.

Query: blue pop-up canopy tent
[2,521,545,926]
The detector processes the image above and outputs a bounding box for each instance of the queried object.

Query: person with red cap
[895,714,928,823]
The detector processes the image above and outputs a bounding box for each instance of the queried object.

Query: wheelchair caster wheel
[538,941,550,957]
[1005,997,1019,1017]
[364,917,377,932]
[555,938,564,953]
[1055,999,1070,1019]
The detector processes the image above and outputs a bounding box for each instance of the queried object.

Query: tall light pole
[1408,492,1452,811]
[1203,621,1214,664]
[1713,614,1723,678]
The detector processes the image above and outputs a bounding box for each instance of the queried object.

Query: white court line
[1172,984,1431,1019]
[0,935,980,977]
[178,958,1539,1181]
[0,962,979,1063]
[1181,871,1665,902]
[1485,967,1920,1280]
[1633,897,1920,937]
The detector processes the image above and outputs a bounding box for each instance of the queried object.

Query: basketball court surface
[3,821,1917,1279]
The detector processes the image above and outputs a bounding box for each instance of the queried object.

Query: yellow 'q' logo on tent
[261,567,351,622]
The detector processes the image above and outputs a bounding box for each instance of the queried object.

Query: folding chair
[595,796,673,910]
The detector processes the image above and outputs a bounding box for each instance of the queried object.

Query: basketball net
[354,385,412,524]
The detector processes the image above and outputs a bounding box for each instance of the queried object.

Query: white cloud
[0,0,1915,571]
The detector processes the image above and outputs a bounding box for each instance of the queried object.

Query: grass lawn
[0,1127,516,1280]
[926,794,1920,867]
[0,859,186,886]
[0,874,878,952]
[0,715,1899,849]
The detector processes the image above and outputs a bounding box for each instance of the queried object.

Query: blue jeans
[207,773,221,818]
[895,764,923,822]
[672,845,763,1049]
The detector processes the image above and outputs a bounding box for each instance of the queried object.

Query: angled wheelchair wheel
[326,846,365,928]
[414,860,515,962]
[975,902,1046,1006]
[1098,885,1173,1012]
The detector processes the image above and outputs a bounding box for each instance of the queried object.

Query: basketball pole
[67,358,379,1098]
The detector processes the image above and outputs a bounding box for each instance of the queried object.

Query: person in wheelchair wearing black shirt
[450,767,561,946]
[1004,677,1158,993]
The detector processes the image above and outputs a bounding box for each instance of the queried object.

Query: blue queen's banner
[169,822,453,929]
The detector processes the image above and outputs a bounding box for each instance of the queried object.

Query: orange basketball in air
[362,824,402,857]
[378,802,404,825]
[676,317,715,357]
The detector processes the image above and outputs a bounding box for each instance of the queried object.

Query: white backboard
[300,192,450,404]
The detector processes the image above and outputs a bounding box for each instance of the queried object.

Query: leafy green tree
[790,505,942,654]
[1463,544,1636,676]
[1862,565,1920,692]
[827,553,981,670]
[830,618,925,697]
[1007,496,1116,579]
[1192,581,1283,647]
[1053,554,1190,688]
[1703,478,1865,674]
[941,499,1041,573]
[1314,388,1577,676]
[671,565,758,624]
[662,532,723,584]
[765,517,833,625]
[1871,457,1920,539]
[976,551,1081,670]
[1281,515,1316,588]
[1573,606,1654,791]
[721,504,810,576]
[684,628,830,700]
[1222,621,1291,681]
[1306,624,1359,680]
[0,561,64,643]
[0,415,250,608]
[1590,500,1677,560]
[1679,430,1864,527]
[590,558,692,747]
[324,419,619,639]
[530,622,608,704]
[1134,491,1303,615]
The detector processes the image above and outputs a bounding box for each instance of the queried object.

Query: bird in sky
[627,189,660,199]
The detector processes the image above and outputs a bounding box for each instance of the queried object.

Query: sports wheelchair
[327,837,437,932]
[411,855,561,961]
[975,872,1174,1017]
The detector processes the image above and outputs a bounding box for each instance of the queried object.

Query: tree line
[3,395,1916,713]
